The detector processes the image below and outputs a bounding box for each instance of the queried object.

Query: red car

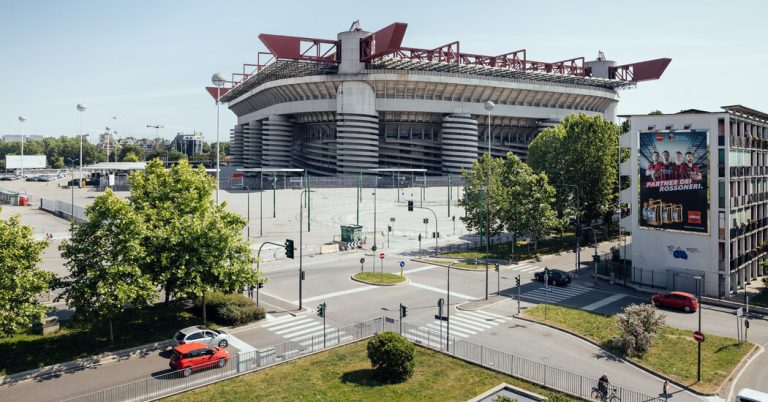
[169,342,229,377]
[651,291,698,313]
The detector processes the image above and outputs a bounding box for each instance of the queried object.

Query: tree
[649,110,663,115]
[459,154,506,239]
[119,144,145,161]
[528,113,619,223]
[122,152,140,162]
[0,209,53,337]
[498,154,558,256]
[59,190,155,344]
[52,157,65,169]
[367,332,415,383]
[129,159,260,322]
[210,142,230,156]
[613,303,665,357]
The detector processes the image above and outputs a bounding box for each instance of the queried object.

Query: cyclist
[598,374,611,398]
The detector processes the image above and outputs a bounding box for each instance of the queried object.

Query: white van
[737,388,768,402]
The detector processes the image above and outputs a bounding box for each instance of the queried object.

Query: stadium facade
[211,22,670,176]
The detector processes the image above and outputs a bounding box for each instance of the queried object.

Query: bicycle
[591,386,620,402]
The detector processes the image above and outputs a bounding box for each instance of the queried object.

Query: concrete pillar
[243,120,263,168]
[261,115,293,167]
[336,81,379,174]
[337,30,369,75]
[441,114,478,174]
[230,123,246,167]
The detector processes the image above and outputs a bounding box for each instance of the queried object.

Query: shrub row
[195,292,265,326]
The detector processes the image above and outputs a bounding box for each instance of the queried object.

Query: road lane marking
[227,336,256,353]
[407,282,476,300]
[292,285,377,304]
[582,294,627,311]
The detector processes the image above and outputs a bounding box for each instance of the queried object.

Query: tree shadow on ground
[339,369,386,387]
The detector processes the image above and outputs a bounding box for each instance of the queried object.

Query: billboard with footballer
[639,129,708,233]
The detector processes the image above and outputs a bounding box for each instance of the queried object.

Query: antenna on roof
[349,20,362,31]
[597,51,606,61]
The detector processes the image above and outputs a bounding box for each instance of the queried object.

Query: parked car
[533,269,572,286]
[169,342,229,377]
[0,174,20,181]
[25,175,41,182]
[173,325,232,348]
[651,291,698,313]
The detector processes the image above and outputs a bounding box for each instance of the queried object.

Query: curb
[413,258,496,272]
[717,342,761,398]
[0,339,174,388]
[350,274,410,287]
[457,295,513,311]
[512,314,745,398]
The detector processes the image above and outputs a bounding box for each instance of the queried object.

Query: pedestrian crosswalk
[521,283,592,303]
[506,263,542,273]
[404,310,510,346]
[261,314,353,350]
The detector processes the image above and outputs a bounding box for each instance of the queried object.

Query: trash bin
[19,196,29,206]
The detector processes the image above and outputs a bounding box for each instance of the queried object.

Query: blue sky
[1,0,766,143]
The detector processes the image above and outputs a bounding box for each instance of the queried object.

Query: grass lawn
[354,272,406,285]
[523,304,751,393]
[163,340,578,402]
[0,303,212,376]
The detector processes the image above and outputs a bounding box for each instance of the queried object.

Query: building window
[719,181,725,208]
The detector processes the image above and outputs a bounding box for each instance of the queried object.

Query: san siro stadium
[211,21,670,177]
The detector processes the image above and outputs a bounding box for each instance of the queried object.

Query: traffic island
[520,304,753,394]
[352,272,407,286]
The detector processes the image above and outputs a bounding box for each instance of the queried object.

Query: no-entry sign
[379,252,385,260]
[693,331,705,343]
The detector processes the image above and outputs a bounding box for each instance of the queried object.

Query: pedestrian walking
[663,379,670,401]
[247,284,254,299]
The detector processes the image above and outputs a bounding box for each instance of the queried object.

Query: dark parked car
[0,174,20,181]
[533,269,572,286]
[651,291,698,313]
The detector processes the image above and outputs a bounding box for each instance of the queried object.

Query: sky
[1,0,766,143]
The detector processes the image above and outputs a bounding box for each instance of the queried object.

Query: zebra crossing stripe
[262,316,303,329]
[426,322,475,337]
[449,315,494,329]
[469,310,509,320]
[270,319,315,332]
[521,266,541,272]
[278,324,325,338]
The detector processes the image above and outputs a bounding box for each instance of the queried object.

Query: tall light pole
[211,72,227,205]
[483,101,495,300]
[564,184,581,274]
[18,116,26,177]
[243,185,251,239]
[111,116,118,162]
[66,158,77,221]
[299,189,313,310]
[694,275,703,383]
[76,104,86,185]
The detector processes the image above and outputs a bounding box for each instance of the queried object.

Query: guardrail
[63,316,662,402]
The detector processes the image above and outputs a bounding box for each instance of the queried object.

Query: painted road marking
[408,282,476,300]
[294,285,377,304]
[582,294,627,311]
[227,336,255,353]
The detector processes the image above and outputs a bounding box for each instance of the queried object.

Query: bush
[366,332,415,383]
[195,292,265,326]
[613,303,665,357]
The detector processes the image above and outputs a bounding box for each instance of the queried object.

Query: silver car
[173,325,231,348]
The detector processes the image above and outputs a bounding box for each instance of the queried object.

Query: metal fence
[64,316,663,402]
[40,197,86,222]
[385,319,664,402]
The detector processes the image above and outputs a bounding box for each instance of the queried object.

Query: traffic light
[257,282,264,289]
[317,302,326,318]
[494,264,500,272]
[285,239,295,259]
[423,218,429,224]
[407,200,414,211]
[388,225,392,232]
[400,303,408,318]
[515,275,520,287]
[300,270,306,280]
[418,233,422,242]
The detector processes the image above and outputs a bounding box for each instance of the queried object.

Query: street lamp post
[694,275,703,383]
[66,158,77,221]
[564,184,581,274]
[483,101,495,301]
[243,186,251,239]
[299,189,313,310]
[446,261,455,350]
[18,116,26,178]
[260,173,264,237]
[76,104,86,185]
[212,73,227,205]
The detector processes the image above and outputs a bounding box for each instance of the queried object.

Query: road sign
[736,307,744,317]
[390,217,396,222]
[379,252,385,260]
[437,298,444,308]
[693,331,705,343]
[360,258,365,264]
[399,261,405,268]
[371,245,377,252]
[745,320,750,329]
[434,315,449,321]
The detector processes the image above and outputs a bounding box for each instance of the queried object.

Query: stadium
[212,22,670,176]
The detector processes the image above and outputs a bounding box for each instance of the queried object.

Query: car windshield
[174,332,185,341]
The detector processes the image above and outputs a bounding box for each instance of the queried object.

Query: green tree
[528,113,619,223]
[122,152,140,162]
[498,154,558,256]
[59,190,155,344]
[0,210,53,337]
[129,159,259,322]
[367,332,415,383]
[52,156,65,169]
[649,110,663,115]
[459,154,506,238]
[119,145,145,161]
[210,142,230,156]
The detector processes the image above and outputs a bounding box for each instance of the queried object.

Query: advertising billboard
[639,129,708,233]
[5,155,47,169]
